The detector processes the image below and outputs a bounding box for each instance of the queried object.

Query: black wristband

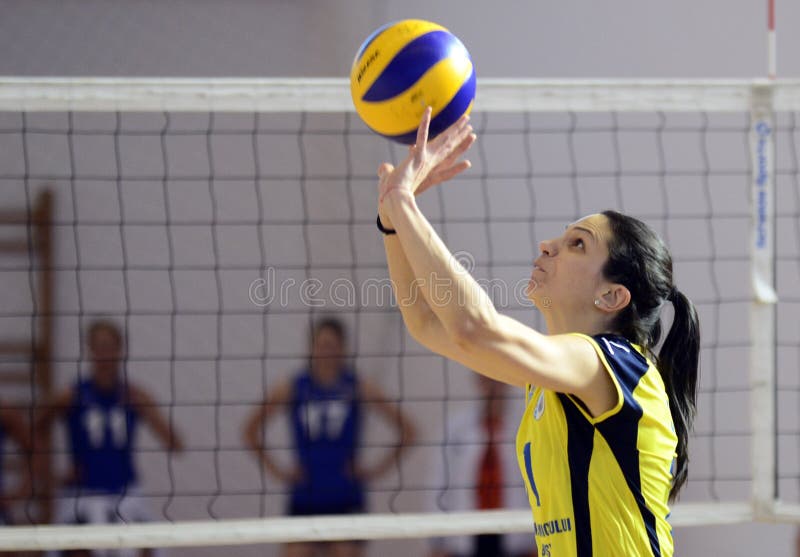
[377,215,397,235]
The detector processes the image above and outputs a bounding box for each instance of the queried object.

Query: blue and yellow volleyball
[350,19,476,145]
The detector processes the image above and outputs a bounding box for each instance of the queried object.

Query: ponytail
[601,210,701,502]
[658,287,700,501]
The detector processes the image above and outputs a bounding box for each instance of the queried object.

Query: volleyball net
[0,78,798,553]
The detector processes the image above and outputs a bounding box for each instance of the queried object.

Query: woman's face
[89,328,122,385]
[310,326,345,375]
[527,213,612,313]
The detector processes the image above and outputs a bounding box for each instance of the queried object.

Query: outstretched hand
[377,107,476,205]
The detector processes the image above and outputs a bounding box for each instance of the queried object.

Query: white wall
[1,0,799,78]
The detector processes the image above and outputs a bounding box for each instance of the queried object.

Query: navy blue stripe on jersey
[558,392,595,557]
[523,442,541,506]
[363,30,453,102]
[593,334,661,557]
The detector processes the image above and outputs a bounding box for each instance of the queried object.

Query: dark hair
[310,317,346,345]
[87,318,123,348]
[601,210,700,502]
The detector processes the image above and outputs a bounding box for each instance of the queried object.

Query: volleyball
[350,19,476,144]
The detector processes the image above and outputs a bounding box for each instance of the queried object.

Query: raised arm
[378,110,614,412]
[378,120,489,379]
[383,209,486,375]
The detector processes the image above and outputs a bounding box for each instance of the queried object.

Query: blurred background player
[0,397,32,532]
[38,319,184,557]
[0,398,33,557]
[243,317,416,557]
[428,376,536,557]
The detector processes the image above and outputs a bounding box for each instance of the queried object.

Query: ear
[595,283,631,313]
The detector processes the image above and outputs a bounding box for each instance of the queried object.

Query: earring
[594,299,600,306]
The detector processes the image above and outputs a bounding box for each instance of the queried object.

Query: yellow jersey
[516,333,677,557]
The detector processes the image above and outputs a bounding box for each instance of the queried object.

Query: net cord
[2,78,800,113]
[0,504,769,551]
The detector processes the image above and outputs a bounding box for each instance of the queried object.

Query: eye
[571,237,585,249]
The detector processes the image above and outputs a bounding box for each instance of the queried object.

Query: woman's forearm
[381,189,497,342]
[383,229,438,335]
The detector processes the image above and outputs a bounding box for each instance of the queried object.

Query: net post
[749,83,778,520]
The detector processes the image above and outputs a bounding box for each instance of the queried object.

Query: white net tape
[0,505,758,551]
[1,77,800,112]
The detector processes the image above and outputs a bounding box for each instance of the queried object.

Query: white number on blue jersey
[109,408,128,447]
[83,406,128,449]
[301,402,325,439]
[301,400,349,440]
[325,400,349,439]
[85,407,105,448]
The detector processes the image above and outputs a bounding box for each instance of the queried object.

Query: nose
[539,239,557,257]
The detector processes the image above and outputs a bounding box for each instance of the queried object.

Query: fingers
[427,130,476,176]
[452,119,475,148]
[451,113,472,136]
[431,113,472,148]
[415,106,433,151]
[442,159,472,181]
[426,160,473,190]
[415,159,472,196]
[445,132,477,163]
[429,124,474,171]
[413,124,476,196]
[444,159,472,181]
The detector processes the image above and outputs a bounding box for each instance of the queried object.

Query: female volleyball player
[38,319,184,557]
[376,108,699,557]
[0,398,32,525]
[243,317,416,557]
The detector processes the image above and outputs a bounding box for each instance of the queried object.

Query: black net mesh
[0,107,795,544]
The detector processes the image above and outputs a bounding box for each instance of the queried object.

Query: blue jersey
[289,368,363,512]
[67,378,138,493]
